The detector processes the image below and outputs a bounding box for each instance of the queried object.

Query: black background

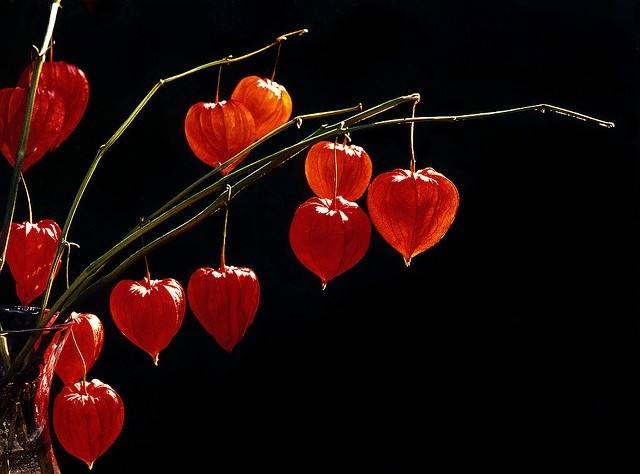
[0,0,637,471]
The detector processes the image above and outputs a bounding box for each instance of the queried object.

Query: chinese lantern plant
[0,0,615,471]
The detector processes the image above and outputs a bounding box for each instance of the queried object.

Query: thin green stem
[69,325,87,386]
[220,185,232,268]
[140,218,151,280]
[36,28,310,325]
[0,322,11,368]
[0,0,61,274]
[271,41,282,81]
[65,243,71,289]
[215,65,223,104]
[409,96,420,173]
[19,173,33,223]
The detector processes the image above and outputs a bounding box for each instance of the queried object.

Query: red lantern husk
[0,87,64,171]
[55,312,104,385]
[188,265,260,352]
[231,75,292,138]
[289,196,371,288]
[52,379,124,469]
[18,61,89,148]
[5,219,62,305]
[109,277,185,364]
[184,99,256,175]
[367,167,459,265]
[304,140,373,201]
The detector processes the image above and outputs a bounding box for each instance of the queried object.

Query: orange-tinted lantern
[5,219,61,305]
[53,379,124,469]
[188,265,260,352]
[304,141,373,201]
[109,277,185,364]
[55,312,104,385]
[367,167,459,265]
[289,196,371,288]
[231,75,292,138]
[184,99,256,175]
[0,87,64,171]
[18,61,89,148]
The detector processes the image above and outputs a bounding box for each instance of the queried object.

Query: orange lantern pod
[53,379,125,469]
[304,140,373,201]
[5,219,62,305]
[367,167,459,266]
[231,75,292,139]
[109,277,185,365]
[55,312,105,385]
[18,61,89,149]
[0,87,64,171]
[188,265,260,352]
[184,99,256,175]
[289,196,371,288]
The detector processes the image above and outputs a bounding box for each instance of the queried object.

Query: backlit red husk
[367,167,459,265]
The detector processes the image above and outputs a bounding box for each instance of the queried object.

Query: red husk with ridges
[53,379,124,469]
[289,196,371,288]
[5,219,62,305]
[231,75,292,138]
[304,140,372,201]
[109,277,185,364]
[366,167,459,265]
[0,87,64,171]
[184,99,256,175]
[188,265,260,352]
[18,61,89,148]
[55,312,104,385]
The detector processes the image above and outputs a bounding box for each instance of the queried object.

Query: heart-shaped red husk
[304,140,373,201]
[5,219,61,305]
[188,265,260,352]
[184,99,256,175]
[55,312,104,385]
[0,87,64,171]
[289,196,371,288]
[231,75,292,138]
[109,277,185,364]
[367,167,459,265]
[53,379,124,470]
[18,61,89,148]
